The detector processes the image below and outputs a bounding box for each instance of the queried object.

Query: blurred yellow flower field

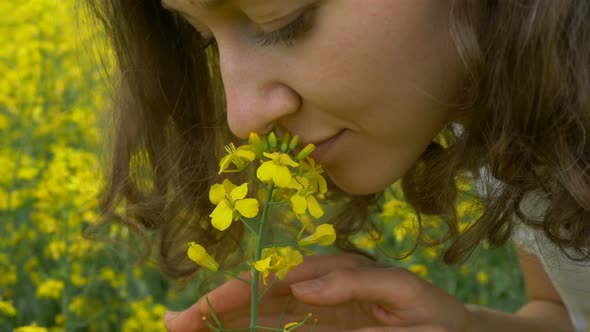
[0,1,526,331]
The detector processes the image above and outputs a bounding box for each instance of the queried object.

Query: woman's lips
[309,130,345,163]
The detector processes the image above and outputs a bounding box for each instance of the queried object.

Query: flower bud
[289,135,299,150]
[249,132,265,157]
[280,133,291,152]
[187,242,219,272]
[296,144,315,161]
[268,132,278,148]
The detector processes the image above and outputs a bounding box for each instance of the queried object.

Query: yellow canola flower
[187,242,219,272]
[13,323,48,332]
[299,158,327,194]
[409,264,428,278]
[298,224,336,247]
[36,279,64,300]
[289,176,324,219]
[476,271,489,285]
[209,180,259,231]
[256,152,299,188]
[218,142,256,174]
[254,247,303,284]
[0,300,16,316]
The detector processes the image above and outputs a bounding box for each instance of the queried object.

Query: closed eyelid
[163,1,317,42]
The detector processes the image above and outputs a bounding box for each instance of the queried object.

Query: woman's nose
[217,43,301,139]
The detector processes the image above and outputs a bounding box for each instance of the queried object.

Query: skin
[160,1,575,331]
[164,0,465,195]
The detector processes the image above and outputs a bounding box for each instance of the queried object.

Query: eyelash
[200,7,315,50]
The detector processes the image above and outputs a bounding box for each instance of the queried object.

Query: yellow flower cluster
[0,300,16,317]
[187,131,336,331]
[121,296,167,332]
[36,279,64,300]
[211,132,328,228]
[189,132,336,270]
[254,247,303,284]
[13,323,49,332]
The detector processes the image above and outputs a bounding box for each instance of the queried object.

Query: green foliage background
[0,2,525,331]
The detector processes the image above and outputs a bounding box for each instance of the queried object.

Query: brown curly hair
[79,0,590,280]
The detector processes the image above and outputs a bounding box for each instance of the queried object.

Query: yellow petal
[235,198,259,218]
[210,201,233,231]
[315,224,336,245]
[187,242,219,272]
[218,155,232,174]
[299,224,336,247]
[236,147,256,161]
[222,179,237,193]
[256,161,274,182]
[263,152,279,160]
[306,195,324,219]
[283,247,303,265]
[273,165,292,188]
[290,195,307,215]
[276,250,303,280]
[278,154,299,167]
[287,177,303,190]
[230,183,249,201]
[317,176,328,194]
[187,242,207,262]
[209,183,226,204]
[254,256,272,272]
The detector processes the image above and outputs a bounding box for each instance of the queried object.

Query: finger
[164,283,312,331]
[291,266,418,305]
[204,253,376,315]
[346,325,451,332]
[281,253,377,285]
[290,267,423,325]
[164,304,204,332]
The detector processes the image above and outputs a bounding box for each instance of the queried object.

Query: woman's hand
[164,253,473,332]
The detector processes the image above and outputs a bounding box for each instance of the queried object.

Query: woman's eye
[200,6,317,50]
[253,7,316,47]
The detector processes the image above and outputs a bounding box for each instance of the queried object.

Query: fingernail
[291,279,323,295]
[163,311,179,330]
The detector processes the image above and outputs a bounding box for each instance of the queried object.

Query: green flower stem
[278,296,292,327]
[247,168,266,187]
[266,201,289,206]
[311,318,319,332]
[263,242,297,249]
[206,296,225,330]
[219,268,251,285]
[223,326,296,332]
[257,276,279,302]
[239,217,258,235]
[251,182,275,332]
[283,313,314,331]
[203,318,222,332]
[296,225,306,242]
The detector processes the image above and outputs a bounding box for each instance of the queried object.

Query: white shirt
[512,192,590,332]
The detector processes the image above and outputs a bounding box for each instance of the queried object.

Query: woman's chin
[325,169,394,196]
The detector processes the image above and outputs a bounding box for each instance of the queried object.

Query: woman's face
[163,0,465,194]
